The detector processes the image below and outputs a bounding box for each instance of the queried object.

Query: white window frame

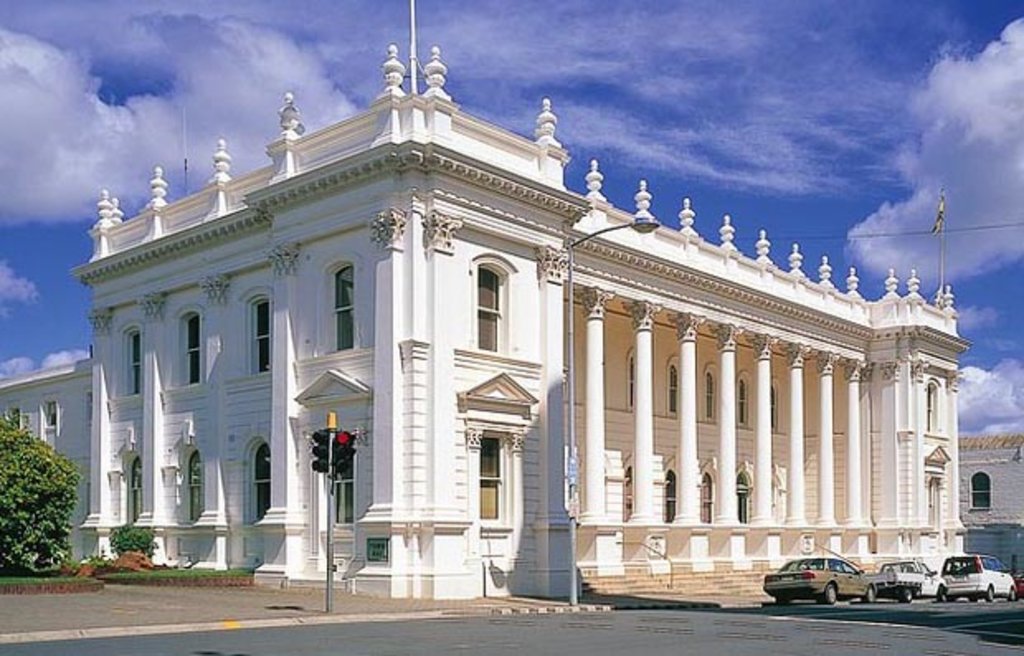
[252,442,271,522]
[475,265,504,353]
[970,471,991,510]
[334,265,355,351]
[479,436,504,522]
[737,377,749,427]
[187,449,203,523]
[126,328,142,395]
[43,400,59,431]
[183,312,202,386]
[252,299,271,374]
[668,363,679,416]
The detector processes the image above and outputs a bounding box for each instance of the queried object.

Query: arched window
[128,457,142,525]
[126,329,142,395]
[700,472,714,523]
[704,372,715,421]
[926,382,939,433]
[628,356,636,409]
[253,443,271,521]
[970,472,991,509]
[737,471,751,524]
[668,365,679,415]
[252,300,271,374]
[771,384,779,431]
[184,313,202,385]
[624,466,633,521]
[477,267,501,352]
[664,470,677,523]
[738,379,749,426]
[335,454,355,524]
[335,266,355,350]
[187,450,203,522]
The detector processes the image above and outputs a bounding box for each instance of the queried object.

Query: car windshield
[943,558,978,576]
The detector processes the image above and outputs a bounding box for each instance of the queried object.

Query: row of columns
[578,289,867,528]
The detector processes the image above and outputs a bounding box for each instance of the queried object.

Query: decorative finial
[94,189,114,228]
[679,197,697,237]
[788,243,804,276]
[423,45,450,100]
[846,266,861,298]
[535,97,560,147]
[382,44,407,97]
[755,229,771,264]
[212,138,232,185]
[818,255,833,287]
[278,92,305,137]
[585,159,605,201]
[110,197,124,224]
[148,166,168,210]
[634,179,654,222]
[907,268,921,296]
[719,214,736,251]
[942,284,955,310]
[884,268,899,297]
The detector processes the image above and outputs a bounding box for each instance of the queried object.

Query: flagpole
[934,188,946,302]
[409,0,419,94]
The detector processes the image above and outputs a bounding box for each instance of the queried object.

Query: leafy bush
[110,525,156,558]
[0,416,80,572]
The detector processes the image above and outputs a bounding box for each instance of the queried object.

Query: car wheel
[985,586,996,603]
[862,585,876,604]
[819,583,838,606]
[935,586,947,603]
[898,587,913,604]
[775,596,791,605]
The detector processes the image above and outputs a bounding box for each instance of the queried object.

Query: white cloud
[848,19,1024,284]
[955,305,999,333]
[0,348,89,380]
[0,261,38,316]
[959,359,1024,435]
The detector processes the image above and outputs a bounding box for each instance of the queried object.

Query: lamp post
[566,206,659,606]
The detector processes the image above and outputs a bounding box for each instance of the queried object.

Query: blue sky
[1,0,1023,433]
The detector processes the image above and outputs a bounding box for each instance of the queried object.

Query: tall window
[668,365,679,415]
[664,470,677,523]
[480,437,502,520]
[335,266,355,351]
[704,372,715,421]
[624,466,633,521]
[128,457,142,524]
[253,301,271,374]
[628,356,636,409]
[970,472,991,509]
[184,313,201,385]
[477,267,501,352]
[700,473,714,523]
[737,471,751,524]
[334,456,355,524]
[926,382,939,433]
[737,380,748,426]
[44,400,58,429]
[771,384,778,431]
[928,478,941,529]
[127,329,142,395]
[188,451,203,522]
[253,443,271,521]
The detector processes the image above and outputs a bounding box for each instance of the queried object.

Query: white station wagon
[939,555,1017,602]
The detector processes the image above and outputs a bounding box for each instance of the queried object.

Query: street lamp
[566,185,659,606]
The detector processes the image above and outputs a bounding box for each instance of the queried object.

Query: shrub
[110,525,156,558]
[0,416,80,572]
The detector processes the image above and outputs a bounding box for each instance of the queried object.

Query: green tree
[0,415,80,572]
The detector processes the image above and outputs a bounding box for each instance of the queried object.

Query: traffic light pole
[325,413,337,613]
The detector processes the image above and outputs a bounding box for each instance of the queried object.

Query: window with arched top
[628,355,636,410]
[737,379,749,426]
[126,329,142,395]
[970,472,991,509]
[926,382,939,433]
[771,384,779,431]
[477,267,502,352]
[183,313,202,385]
[668,365,679,415]
[252,300,271,374]
[128,456,142,525]
[700,472,714,524]
[624,466,633,521]
[253,443,271,521]
[187,450,203,522]
[335,266,355,350]
[737,471,751,524]
[664,470,677,523]
[704,372,715,421]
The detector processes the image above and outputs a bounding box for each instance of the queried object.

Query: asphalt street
[6,599,1023,655]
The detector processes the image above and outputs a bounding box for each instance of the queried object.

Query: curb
[490,604,612,615]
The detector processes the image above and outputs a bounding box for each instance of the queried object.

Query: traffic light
[332,430,356,477]
[311,429,331,473]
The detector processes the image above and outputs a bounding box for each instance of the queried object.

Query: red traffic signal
[336,430,353,446]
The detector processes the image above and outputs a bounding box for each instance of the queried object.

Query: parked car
[764,557,876,605]
[1013,572,1024,601]
[939,555,1017,602]
[872,560,946,602]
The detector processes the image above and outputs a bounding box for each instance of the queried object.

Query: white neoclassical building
[0,44,968,599]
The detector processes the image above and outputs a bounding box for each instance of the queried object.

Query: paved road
[6,600,1023,655]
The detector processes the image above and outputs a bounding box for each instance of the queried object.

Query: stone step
[582,569,771,597]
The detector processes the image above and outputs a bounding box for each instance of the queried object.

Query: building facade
[960,435,1024,570]
[0,44,968,599]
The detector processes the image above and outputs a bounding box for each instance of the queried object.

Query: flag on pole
[932,190,946,234]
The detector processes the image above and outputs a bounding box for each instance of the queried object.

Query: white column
[845,361,864,526]
[629,300,658,523]
[198,276,231,531]
[511,432,525,552]
[581,288,613,523]
[674,313,703,524]
[716,325,739,525]
[945,371,962,530]
[138,292,167,527]
[817,353,836,526]
[786,345,807,525]
[84,309,114,537]
[466,428,482,561]
[752,335,774,526]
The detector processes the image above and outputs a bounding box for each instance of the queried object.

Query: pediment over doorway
[457,373,538,419]
[295,369,372,405]
[925,444,952,468]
